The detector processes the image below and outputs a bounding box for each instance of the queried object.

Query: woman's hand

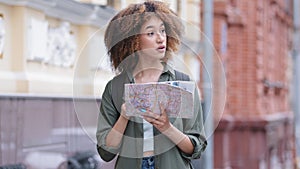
[106,103,129,147]
[120,103,130,120]
[142,103,195,154]
[142,103,172,132]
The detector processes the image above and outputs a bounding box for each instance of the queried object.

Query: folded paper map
[124,81,195,118]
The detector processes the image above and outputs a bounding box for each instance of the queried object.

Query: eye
[147,32,155,36]
[160,29,166,34]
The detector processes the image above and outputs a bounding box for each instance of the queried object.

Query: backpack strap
[174,70,190,81]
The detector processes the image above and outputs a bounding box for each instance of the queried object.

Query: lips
[157,46,166,52]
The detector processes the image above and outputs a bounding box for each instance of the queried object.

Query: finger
[142,114,160,122]
[143,116,154,123]
[151,120,164,126]
[143,116,163,125]
[120,103,130,119]
[143,112,160,120]
[159,103,167,117]
[121,104,126,112]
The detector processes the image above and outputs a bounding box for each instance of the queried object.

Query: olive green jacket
[96,64,207,169]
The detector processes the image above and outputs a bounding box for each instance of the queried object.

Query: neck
[133,61,164,83]
[137,56,163,68]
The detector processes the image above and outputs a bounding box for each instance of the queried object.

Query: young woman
[96,1,207,169]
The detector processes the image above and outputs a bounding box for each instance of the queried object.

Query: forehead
[140,16,164,30]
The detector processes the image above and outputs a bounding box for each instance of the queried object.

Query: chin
[157,54,166,60]
[157,52,166,58]
[140,51,166,60]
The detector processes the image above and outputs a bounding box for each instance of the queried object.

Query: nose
[156,33,165,43]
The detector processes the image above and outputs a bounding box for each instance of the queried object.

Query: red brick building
[211,0,295,168]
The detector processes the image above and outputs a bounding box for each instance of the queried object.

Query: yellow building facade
[0,0,115,97]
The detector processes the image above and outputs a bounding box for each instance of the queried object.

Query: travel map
[124,81,195,118]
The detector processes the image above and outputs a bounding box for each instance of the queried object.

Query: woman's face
[138,16,167,61]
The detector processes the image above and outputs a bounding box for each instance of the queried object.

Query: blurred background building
[0,0,299,169]
[212,0,295,169]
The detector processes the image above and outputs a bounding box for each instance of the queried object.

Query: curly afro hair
[104,0,184,72]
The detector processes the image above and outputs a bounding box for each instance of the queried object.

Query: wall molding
[0,0,115,27]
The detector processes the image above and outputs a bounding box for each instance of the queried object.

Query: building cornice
[0,0,115,27]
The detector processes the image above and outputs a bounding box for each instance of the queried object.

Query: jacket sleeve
[181,87,207,160]
[96,80,121,162]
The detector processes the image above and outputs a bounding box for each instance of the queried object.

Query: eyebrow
[145,23,165,30]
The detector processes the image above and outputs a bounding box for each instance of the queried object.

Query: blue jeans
[142,156,155,169]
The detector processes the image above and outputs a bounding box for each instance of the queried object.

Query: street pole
[202,0,214,168]
[293,0,300,165]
